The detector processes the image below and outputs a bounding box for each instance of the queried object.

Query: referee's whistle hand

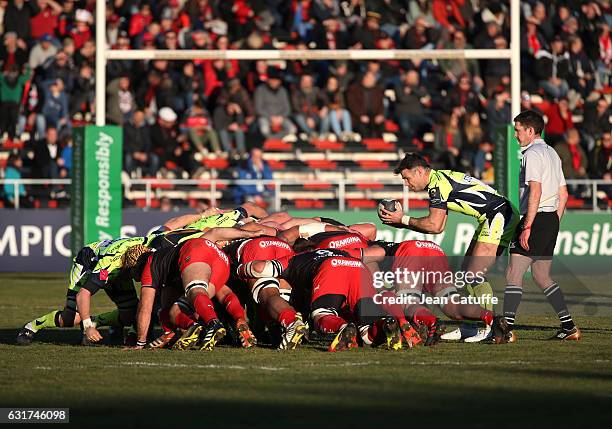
[520,229,531,251]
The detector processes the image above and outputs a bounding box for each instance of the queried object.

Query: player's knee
[252,278,280,304]
[185,280,211,298]
[60,309,77,327]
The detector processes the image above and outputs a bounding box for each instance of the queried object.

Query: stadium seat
[306,159,338,169]
[347,199,377,209]
[312,139,345,151]
[294,199,325,209]
[203,158,230,169]
[266,159,286,170]
[264,139,293,151]
[567,197,585,209]
[303,183,333,190]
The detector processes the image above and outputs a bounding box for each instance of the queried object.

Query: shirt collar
[520,138,546,153]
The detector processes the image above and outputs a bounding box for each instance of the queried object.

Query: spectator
[544,98,574,146]
[42,50,73,91]
[535,36,570,100]
[439,30,482,87]
[30,0,62,41]
[234,147,273,206]
[483,35,511,96]
[0,63,29,140]
[29,126,60,178]
[106,74,135,126]
[292,74,327,138]
[462,111,486,169]
[446,73,481,115]
[69,63,94,118]
[555,128,589,196]
[3,0,39,42]
[582,96,612,149]
[597,22,612,86]
[352,11,384,49]
[485,90,511,146]
[590,131,612,179]
[40,78,69,135]
[321,75,352,140]
[151,107,192,178]
[432,0,465,33]
[185,102,221,157]
[402,15,433,49]
[434,113,464,169]
[213,77,253,156]
[2,152,27,207]
[567,36,596,101]
[123,110,159,178]
[28,33,57,72]
[254,67,296,140]
[0,31,28,72]
[346,71,385,138]
[394,69,433,145]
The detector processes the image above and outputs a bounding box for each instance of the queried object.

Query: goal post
[94,0,521,208]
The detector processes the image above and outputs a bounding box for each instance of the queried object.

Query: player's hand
[85,326,103,342]
[520,228,531,251]
[378,202,405,225]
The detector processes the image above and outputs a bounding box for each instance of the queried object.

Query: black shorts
[509,212,559,260]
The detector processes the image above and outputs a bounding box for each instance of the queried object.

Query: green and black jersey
[426,170,511,223]
[184,209,246,230]
[69,236,148,292]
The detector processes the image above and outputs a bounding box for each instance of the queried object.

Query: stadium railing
[0,178,610,212]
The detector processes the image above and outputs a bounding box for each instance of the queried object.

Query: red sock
[316,315,347,334]
[413,308,437,327]
[174,309,196,330]
[159,308,174,332]
[223,292,246,322]
[480,310,494,326]
[278,309,297,327]
[193,294,218,324]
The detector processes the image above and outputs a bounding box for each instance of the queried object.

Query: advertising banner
[71,126,123,256]
[0,209,610,272]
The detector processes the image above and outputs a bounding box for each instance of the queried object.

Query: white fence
[1,178,610,212]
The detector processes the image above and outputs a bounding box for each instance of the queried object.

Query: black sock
[543,283,575,330]
[503,285,523,330]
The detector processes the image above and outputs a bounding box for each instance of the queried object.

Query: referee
[503,110,581,342]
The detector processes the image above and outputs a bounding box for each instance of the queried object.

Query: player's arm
[519,180,542,251]
[163,207,221,230]
[557,184,568,220]
[380,204,448,234]
[76,287,102,342]
[135,287,156,349]
[202,226,263,243]
[278,223,344,244]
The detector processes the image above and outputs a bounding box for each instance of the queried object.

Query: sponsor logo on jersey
[429,187,442,205]
[205,239,230,264]
[99,269,109,281]
[327,236,363,249]
[258,240,291,250]
[330,258,363,268]
[414,241,443,252]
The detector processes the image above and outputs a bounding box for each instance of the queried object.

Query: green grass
[0,273,611,428]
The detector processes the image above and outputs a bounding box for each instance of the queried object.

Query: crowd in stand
[0,0,611,207]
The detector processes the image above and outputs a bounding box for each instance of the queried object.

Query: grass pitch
[0,273,611,428]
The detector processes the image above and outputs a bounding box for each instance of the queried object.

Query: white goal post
[95,0,521,124]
